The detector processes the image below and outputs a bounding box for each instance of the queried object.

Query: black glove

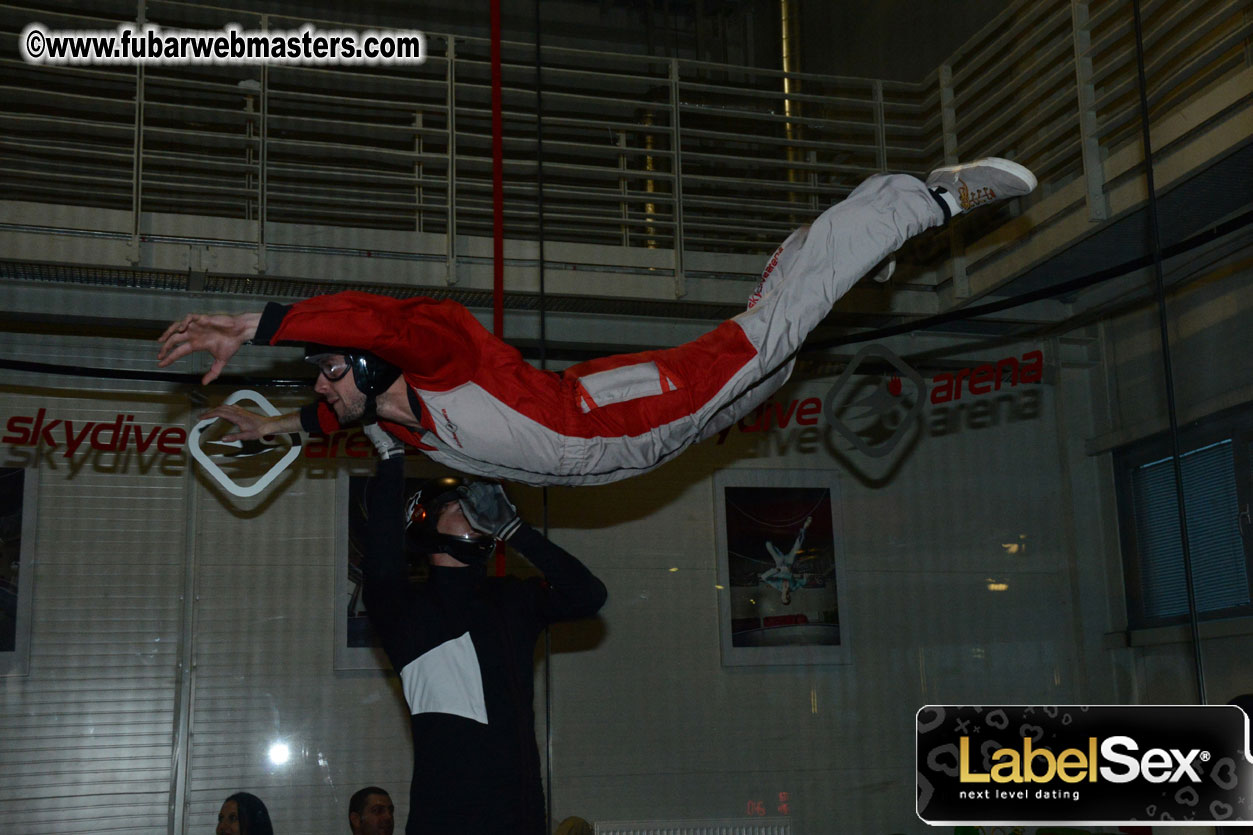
[362,424,405,460]
[457,482,522,541]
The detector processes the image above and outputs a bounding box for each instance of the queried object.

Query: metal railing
[0,0,1248,287]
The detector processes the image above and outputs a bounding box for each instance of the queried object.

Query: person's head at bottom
[217,792,273,835]
[406,477,497,570]
[349,786,395,835]
[556,817,594,835]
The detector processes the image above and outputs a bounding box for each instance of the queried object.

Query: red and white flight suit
[257,173,944,485]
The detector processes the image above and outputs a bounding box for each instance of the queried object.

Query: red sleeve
[271,291,483,390]
[312,401,341,434]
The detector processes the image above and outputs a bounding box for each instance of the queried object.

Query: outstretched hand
[201,403,280,443]
[157,312,261,385]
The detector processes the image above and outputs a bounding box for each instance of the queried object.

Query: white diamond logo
[188,390,302,498]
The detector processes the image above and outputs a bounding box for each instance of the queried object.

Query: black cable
[1,202,1248,390]
[534,2,555,830]
[535,12,549,375]
[1132,0,1206,704]
[2,200,1247,393]
[806,207,1253,352]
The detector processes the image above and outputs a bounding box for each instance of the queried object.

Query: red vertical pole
[491,0,504,339]
[490,0,507,577]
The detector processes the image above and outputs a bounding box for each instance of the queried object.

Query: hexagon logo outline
[188,389,302,498]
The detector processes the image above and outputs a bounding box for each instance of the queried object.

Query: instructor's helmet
[405,476,495,567]
[304,343,402,421]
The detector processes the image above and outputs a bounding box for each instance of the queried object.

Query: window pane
[1131,440,1248,619]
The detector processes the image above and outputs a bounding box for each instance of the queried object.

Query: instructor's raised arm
[157,311,262,385]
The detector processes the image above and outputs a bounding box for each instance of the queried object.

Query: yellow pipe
[781,0,801,193]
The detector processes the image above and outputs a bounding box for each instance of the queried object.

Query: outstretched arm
[787,516,811,558]
[765,540,788,570]
[157,312,261,385]
[201,403,303,442]
[362,455,411,591]
[262,292,481,389]
[160,292,486,391]
[358,429,474,674]
[359,454,424,669]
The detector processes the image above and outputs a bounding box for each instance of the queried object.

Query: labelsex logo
[960,735,1206,785]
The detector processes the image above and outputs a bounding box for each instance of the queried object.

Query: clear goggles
[306,353,351,382]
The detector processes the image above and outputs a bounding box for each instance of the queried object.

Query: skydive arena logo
[917,705,1253,825]
[823,343,926,458]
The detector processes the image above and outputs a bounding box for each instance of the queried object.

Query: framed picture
[713,468,850,666]
[0,466,37,676]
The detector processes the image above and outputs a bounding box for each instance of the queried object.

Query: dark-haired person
[348,786,395,835]
[358,434,606,833]
[157,159,1036,486]
[216,792,273,835]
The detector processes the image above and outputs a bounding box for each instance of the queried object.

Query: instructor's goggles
[427,531,496,565]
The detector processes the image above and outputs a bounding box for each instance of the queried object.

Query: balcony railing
[0,0,1248,296]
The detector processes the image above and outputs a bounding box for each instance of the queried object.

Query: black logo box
[917,705,1253,825]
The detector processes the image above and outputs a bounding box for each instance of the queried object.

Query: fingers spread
[202,358,226,386]
[156,340,195,368]
[157,317,187,343]
[200,405,236,422]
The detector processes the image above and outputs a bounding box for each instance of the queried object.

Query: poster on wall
[0,467,37,676]
[713,469,850,666]
[334,469,433,671]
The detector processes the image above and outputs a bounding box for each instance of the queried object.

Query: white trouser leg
[697,173,943,440]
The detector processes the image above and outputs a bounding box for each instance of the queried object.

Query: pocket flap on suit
[574,361,682,413]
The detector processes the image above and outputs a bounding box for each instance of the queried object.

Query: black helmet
[305,343,402,422]
[404,476,495,567]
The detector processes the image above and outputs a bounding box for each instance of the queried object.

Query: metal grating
[0,258,746,322]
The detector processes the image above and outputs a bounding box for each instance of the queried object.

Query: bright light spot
[668,567,679,572]
[268,742,290,765]
[986,582,1009,592]
[714,584,725,590]
[1002,534,1028,555]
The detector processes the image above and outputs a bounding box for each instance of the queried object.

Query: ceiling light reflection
[268,742,290,765]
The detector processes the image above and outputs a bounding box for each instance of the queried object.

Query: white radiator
[594,819,793,835]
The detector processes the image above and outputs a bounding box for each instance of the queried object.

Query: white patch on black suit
[399,631,488,724]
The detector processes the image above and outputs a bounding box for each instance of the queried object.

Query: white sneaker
[926,157,1037,213]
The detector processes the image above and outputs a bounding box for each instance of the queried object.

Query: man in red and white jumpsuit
[158,159,1035,486]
